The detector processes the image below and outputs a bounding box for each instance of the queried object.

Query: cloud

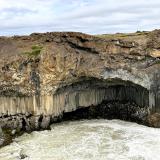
[0,0,160,35]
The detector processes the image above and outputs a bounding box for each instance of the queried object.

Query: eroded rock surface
[0,30,160,146]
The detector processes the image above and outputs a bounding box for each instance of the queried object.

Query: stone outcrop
[1,29,160,145]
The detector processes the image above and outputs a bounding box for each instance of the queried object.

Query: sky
[0,0,160,36]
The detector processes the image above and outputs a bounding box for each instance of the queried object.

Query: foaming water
[0,119,160,160]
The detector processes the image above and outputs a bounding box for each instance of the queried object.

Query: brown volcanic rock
[148,113,160,128]
[0,29,160,141]
[0,31,159,95]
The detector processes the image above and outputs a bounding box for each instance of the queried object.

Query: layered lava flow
[1,30,160,146]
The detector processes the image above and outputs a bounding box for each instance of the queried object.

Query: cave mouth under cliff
[57,77,149,124]
[62,100,147,124]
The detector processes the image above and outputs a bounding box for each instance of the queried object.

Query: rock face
[0,29,160,140]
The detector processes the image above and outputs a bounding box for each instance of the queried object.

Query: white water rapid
[0,119,160,160]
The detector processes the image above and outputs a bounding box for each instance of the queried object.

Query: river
[0,119,160,160]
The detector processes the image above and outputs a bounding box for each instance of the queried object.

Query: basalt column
[56,78,149,124]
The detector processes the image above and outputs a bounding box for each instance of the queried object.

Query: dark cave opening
[62,100,147,125]
[58,78,149,125]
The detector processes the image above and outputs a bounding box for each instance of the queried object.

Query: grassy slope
[96,31,149,45]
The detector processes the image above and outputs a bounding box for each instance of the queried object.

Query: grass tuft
[22,45,43,57]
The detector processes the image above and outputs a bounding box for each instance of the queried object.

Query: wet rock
[0,126,4,146]
[40,116,51,129]
[19,151,28,159]
[29,116,41,130]
[148,113,160,127]
[0,126,3,136]
[11,129,16,135]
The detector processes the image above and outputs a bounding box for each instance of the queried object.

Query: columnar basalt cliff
[0,30,160,144]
